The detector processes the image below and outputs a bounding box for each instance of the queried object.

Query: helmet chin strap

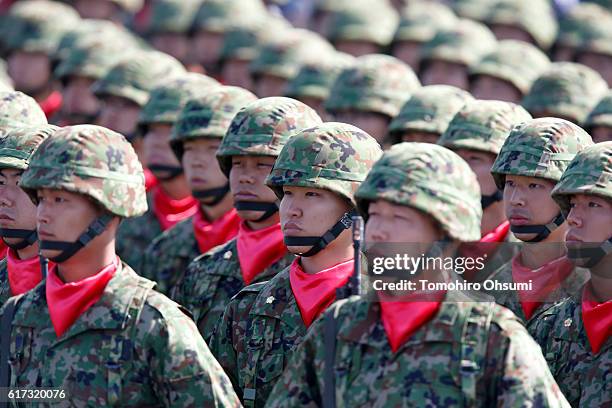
[0,228,38,250]
[567,237,612,269]
[193,183,230,206]
[234,201,278,222]
[284,209,358,257]
[510,213,565,243]
[481,190,503,210]
[40,214,114,263]
[148,164,183,181]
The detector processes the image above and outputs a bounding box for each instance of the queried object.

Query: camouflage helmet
[393,0,457,44]
[439,100,532,155]
[356,142,482,241]
[551,142,612,218]
[491,117,594,190]
[420,19,497,67]
[20,124,147,218]
[0,124,58,171]
[92,50,186,106]
[284,52,355,101]
[192,0,267,34]
[325,54,421,118]
[220,16,291,63]
[54,39,130,82]
[107,0,144,13]
[468,40,550,95]
[0,91,48,133]
[388,85,474,137]
[7,0,81,55]
[573,7,612,58]
[0,60,13,91]
[521,62,609,124]
[217,97,323,177]
[170,86,258,159]
[138,73,220,126]
[555,3,611,51]
[265,122,383,206]
[585,91,612,130]
[325,0,399,47]
[146,0,203,35]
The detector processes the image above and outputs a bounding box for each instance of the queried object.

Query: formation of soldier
[0,0,610,407]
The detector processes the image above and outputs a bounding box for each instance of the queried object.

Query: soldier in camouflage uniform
[115,73,219,270]
[139,86,257,296]
[0,91,48,135]
[419,19,496,90]
[0,124,240,407]
[0,125,57,307]
[521,62,608,125]
[173,97,321,341]
[438,100,532,282]
[325,54,420,146]
[530,142,612,408]
[584,91,612,143]
[210,122,382,407]
[486,118,594,325]
[267,142,570,407]
[469,40,550,104]
[387,84,473,145]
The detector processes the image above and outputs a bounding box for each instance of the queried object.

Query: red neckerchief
[152,186,199,231]
[39,90,63,119]
[512,254,574,320]
[481,220,511,243]
[6,249,52,296]
[236,221,286,285]
[144,168,158,192]
[582,284,612,354]
[459,221,510,280]
[0,240,6,260]
[193,207,240,255]
[289,258,353,328]
[46,257,119,338]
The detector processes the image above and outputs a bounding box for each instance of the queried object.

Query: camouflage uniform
[210,122,382,407]
[1,124,241,407]
[0,91,47,134]
[267,142,569,407]
[530,142,612,408]
[521,62,608,124]
[173,97,323,340]
[139,86,257,296]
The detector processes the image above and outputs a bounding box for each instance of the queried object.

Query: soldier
[325,54,420,146]
[530,142,612,408]
[173,97,321,340]
[469,40,550,104]
[210,122,382,407]
[0,125,57,307]
[419,19,496,90]
[0,125,241,406]
[0,91,48,136]
[266,142,569,407]
[584,92,612,143]
[571,6,612,87]
[521,62,608,125]
[71,0,143,23]
[115,73,220,269]
[387,84,473,145]
[139,86,257,296]
[486,118,593,325]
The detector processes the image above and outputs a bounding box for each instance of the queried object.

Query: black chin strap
[284,209,358,258]
[510,213,565,243]
[567,237,612,269]
[481,190,503,210]
[193,183,230,206]
[234,201,278,222]
[40,214,114,263]
[148,164,183,181]
[0,228,38,250]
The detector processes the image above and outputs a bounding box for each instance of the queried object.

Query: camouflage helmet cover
[325,0,400,46]
[585,91,612,130]
[0,91,48,133]
[0,124,58,170]
[393,0,457,44]
[146,0,203,35]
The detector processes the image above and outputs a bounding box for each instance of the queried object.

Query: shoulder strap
[0,294,25,405]
[322,307,339,408]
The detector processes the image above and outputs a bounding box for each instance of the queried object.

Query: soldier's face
[144,124,181,169]
[151,33,190,63]
[7,51,51,95]
[0,169,37,246]
[490,24,534,44]
[335,40,379,57]
[454,149,498,196]
[254,74,287,98]
[97,95,141,138]
[470,75,522,104]
[61,76,100,124]
[566,194,612,245]
[576,51,612,87]
[590,126,612,143]
[400,131,440,144]
[421,60,469,90]
[222,59,255,91]
[74,0,119,20]
[192,30,224,68]
[182,139,228,204]
[503,174,567,242]
[229,155,277,221]
[392,40,421,71]
[280,185,352,254]
[332,110,390,145]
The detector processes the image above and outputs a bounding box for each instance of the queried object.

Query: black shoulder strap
[323,307,339,408]
[0,294,25,400]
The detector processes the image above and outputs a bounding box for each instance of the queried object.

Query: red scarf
[459,221,510,281]
[152,186,199,231]
[582,284,612,354]
[46,257,118,337]
[6,249,50,296]
[237,221,286,285]
[193,207,240,255]
[0,240,6,260]
[481,220,511,243]
[39,90,63,119]
[289,258,353,328]
[144,168,158,192]
[512,255,575,320]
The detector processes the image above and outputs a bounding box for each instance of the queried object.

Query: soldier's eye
[589,201,601,208]
[528,183,542,189]
[504,180,514,187]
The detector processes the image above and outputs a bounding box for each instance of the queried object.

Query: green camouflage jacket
[266,290,570,407]
[0,258,9,308]
[174,238,294,343]
[139,215,198,297]
[1,261,241,407]
[530,289,611,408]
